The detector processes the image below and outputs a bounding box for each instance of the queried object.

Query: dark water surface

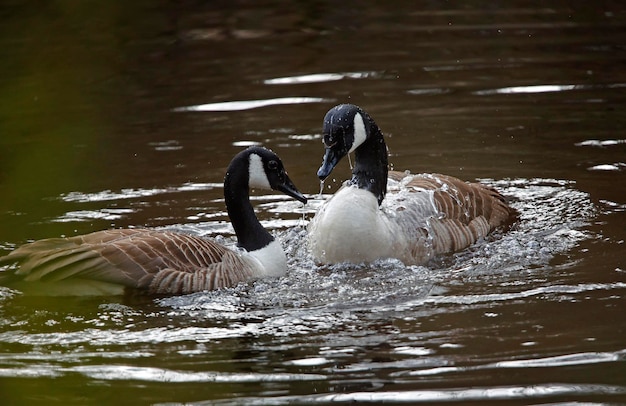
[1,2,625,404]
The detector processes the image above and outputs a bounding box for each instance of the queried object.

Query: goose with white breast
[0,146,307,296]
[308,104,516,265]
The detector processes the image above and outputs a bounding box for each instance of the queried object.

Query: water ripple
[475,84,579,95]
[52,208,135,223]
[60,183,221,203]
[204,384,626,405]
[575,139,626,147]
[399,349,626,378]
[172,97,332,112]
[587,163,626,171]
[494,351,626,368]
[396,282,626,310]
[474,82,626,95]
[70,365,326,383]
[0,363,326,382]
[263,71,380,85]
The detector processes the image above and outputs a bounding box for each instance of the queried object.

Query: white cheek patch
[348,112,367,153]
[248,154,272,190]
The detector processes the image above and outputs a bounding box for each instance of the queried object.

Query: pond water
[1,1,625,404]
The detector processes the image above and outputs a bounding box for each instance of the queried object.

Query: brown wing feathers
[0,229,251,294]
[149,253,254,295]
[391,171,514,255]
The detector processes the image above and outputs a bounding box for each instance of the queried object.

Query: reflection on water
[263,71,381,85]
[173,97,331,112]
[474,83,626,95]
[576,138,626,172]
[576,139,626,147]
[52,208,135,223]
[587,163,626,171]
[59,183,221,203]
[1,1,626,404]
[209,384,626,405]
[475,84,580,95]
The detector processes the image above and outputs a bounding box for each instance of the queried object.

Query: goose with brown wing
[0,147,307,296]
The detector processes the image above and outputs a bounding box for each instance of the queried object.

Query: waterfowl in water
[308,104,516,265]
[0,146,307,296]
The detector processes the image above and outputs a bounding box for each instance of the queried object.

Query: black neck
[348,122,388,205]
[224,159,274,252]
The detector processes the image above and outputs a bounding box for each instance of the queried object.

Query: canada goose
[0,146,307,296]
[308,104,516,265]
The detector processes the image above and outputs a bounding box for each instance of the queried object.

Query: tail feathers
[0,238,141,288]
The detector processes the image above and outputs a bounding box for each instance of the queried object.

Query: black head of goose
[308,103,516,265]
[0,146,307,296]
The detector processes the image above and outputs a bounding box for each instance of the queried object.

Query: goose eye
[268,160,278,170]
[323,135,336,148]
